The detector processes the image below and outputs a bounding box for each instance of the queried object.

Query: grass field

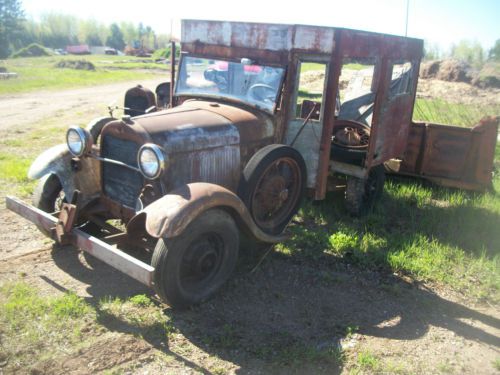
[414,98,498,127]
[0,55,169,95]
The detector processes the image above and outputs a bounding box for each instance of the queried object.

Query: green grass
[0,284,174,372]
[300,62,365,73]
[277,167,500,302]
[413,98,499,127]
[493,358,500,371]
[0,282,94,369]
[356,351,381,372]
[0,55,168,95]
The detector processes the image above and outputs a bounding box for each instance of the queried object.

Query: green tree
[423,41,442,61]
[450,40,485,68]
[488,39,500,61]
[0,0,25,58]
[106,23,125,50]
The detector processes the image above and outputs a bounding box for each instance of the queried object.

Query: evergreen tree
[106,23,125,50]
[488,40,500,61]
[0,0,25,58]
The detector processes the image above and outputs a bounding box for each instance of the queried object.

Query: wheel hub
[278,188,289,202]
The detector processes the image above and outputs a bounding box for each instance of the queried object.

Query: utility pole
[405,0,410,37]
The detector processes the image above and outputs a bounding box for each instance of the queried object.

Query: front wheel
[32,174,65,236]
[151,209,239,309]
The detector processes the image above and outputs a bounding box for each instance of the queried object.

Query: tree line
[0,0,172,58]
[424,39,500,68]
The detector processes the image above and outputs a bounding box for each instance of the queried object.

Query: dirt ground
[0,78,499,374]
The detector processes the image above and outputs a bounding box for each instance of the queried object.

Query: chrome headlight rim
[137,143,166,180]
[66,126,92,157]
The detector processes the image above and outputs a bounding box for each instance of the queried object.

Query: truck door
[365,59,420,168]
[284,58,329,189]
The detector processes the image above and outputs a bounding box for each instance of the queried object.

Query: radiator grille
[101,135,143,209]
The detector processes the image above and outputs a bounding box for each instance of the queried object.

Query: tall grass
[413,98,499,127]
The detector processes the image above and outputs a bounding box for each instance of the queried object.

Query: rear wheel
[151,209,239,309]
[345,165,385,216]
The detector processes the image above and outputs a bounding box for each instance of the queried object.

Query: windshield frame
[174,53,286,114]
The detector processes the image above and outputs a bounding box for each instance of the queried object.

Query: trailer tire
[152,209,239,309]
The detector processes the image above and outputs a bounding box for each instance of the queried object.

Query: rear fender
[127,182,287,244]
[28,144,100,204]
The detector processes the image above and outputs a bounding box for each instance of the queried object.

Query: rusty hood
[130,100,274,151]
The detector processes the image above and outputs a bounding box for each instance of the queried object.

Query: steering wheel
[247,83,275,102]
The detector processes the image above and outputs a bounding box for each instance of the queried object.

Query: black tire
[32,174,64,236]
[345,165,385,216]
[85,117,114,143]
[151,209,239,309]
[330,120,370,165]
[32,174,102,238]
[239,144,307,235]
[330,145,367,165]
[33,174,64,213]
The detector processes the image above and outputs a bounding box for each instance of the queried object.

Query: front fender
[127,182,287,244]
[28,144,100,204]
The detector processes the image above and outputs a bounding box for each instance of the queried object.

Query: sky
[22,0,500,51]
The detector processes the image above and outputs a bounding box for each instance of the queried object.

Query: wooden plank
[6,195,154,287]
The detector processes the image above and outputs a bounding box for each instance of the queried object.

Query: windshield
[175,56,285,113]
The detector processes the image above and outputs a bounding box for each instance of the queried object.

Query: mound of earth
[472,62,500,89]
[11,43,51,58]
[55,60,96,71]
[420,59,473,83]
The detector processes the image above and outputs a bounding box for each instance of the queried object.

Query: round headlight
[66,126,92,157]
[138,144,166,179]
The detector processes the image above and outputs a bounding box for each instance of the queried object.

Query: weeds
[277,159,500,302]
[413,98,498,127]
[356,351,381,372]
[0,282,94,369]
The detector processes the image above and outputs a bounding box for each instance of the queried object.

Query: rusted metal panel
[127,182,288,244]
[337,28,423,60]
[5,195,154,286]
[315,31,343,199]
[182,20,336,54]
[396,117,499,191]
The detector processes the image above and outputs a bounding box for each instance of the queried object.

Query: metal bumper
[5,195,154,287]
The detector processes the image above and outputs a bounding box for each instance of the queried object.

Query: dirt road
[0,78,166,131]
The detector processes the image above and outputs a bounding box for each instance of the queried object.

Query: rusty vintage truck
[6,20,498,308]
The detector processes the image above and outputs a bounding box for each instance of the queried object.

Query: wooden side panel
[397,118,498,191]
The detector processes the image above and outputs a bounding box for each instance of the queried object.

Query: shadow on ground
[46,238,500,373]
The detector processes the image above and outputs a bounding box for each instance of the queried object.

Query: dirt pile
[420,60,473,83]
[421,59,500,89]
[55,60,96,71]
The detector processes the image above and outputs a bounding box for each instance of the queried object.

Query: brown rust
[127,182,288,243]
[395,117,499,191]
